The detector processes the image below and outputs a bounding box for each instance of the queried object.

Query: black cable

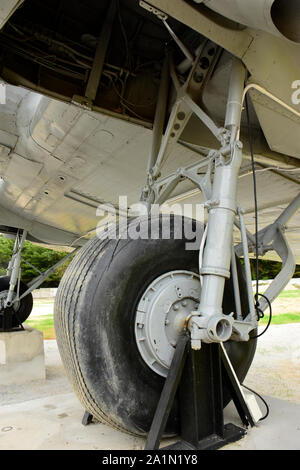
[250,293,273,339]
[245,93,260,308]
[242,85,272,423]
[241,383,270,421]
[245,91,273,338]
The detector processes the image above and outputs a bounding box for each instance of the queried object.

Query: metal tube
[17,247,80,302]
[147,56,170,174]
[183,94,223,142]
[273,192,300,228]
[6,233,19,277]
[225,58,247,141]
[199,145,243,317]
[238,209,256,321]
[177,42,204,74]
[231,244,243,321]
[259,230,295,312]
[198,58,246,321]
[6,230,27,306]
[85,0,117,101]
[162,19,194,62]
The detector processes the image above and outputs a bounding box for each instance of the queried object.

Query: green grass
[33,299,55,305]
[278,290,300,299]
[25,314,55,339]
[259,312,300,325]
[253,289,300,298]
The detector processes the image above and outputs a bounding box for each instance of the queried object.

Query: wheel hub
[135,270,200,377]
[0,290,19,313]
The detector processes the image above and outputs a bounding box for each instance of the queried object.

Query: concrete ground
[0,324,300,450]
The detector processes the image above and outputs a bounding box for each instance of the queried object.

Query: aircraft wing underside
[0,0,299,263]
[0,85,299,262]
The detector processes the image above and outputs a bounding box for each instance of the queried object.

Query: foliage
[244,258,300,280]
[0,235,71,287]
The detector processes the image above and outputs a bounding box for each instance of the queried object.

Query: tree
[0,235,71,287]
[0,235,299,288]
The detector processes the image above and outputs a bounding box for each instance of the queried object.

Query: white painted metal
[203,0,300,43]
[0,0,299,265]
[134,270,200,377]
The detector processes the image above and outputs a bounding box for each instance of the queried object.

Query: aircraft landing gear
[0,230,33,331]
[0,229,79,331]
[0,276,33,331]
[54,53,259,437]
[54,44,299,440]
[54,215,257,436]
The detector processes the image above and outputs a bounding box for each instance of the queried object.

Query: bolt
[177,112,186,121]
[165,319,170,325]
[193,71,204,83]
[182,300,187,307]
[173,305,179,311]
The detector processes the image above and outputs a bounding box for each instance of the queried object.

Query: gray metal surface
[0,0,298,263]
[135,270,200,376]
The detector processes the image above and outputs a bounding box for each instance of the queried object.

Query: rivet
[177,112,186,121]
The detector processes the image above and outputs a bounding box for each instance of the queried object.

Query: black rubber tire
[54,215,257,436]
[0,276,33,328]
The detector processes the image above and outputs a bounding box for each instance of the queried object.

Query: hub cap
[135,270,200,377]
[0,290,20,313]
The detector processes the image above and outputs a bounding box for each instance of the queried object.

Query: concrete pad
[0,325,300,450]
[223,398,300,450]
[0,391,299,450]
[0,393,145,450]
[0,327,45,385]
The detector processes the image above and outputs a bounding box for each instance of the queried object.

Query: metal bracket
[142,35,299,352]
[150,46,224,180]
[145,332,254,451]
[139,1,168,21]
[82,411,93,426]
[5,229,27,307]
[142,40,222,208]
[17,247,80,303]
[151,155,214,206]
[139,1,194,62]
[235,192,300,313]
[4,246,80,307]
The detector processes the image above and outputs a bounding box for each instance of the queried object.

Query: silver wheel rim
[134,270,201,377]
[0,290,20,312]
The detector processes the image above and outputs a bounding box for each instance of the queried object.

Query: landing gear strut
[0,230,33,331]
[0,229,79,331]
[54,24,300,441]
